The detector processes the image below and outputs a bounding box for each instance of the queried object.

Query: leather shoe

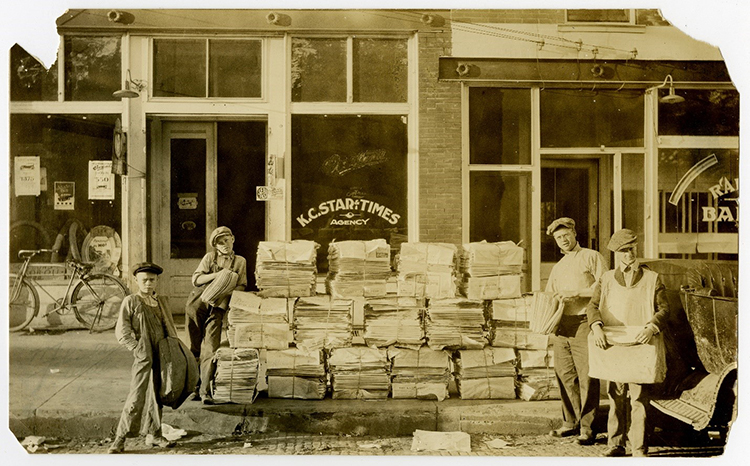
[187,391,201,402]
[145,434,175,448]
[603,446,626,457]
[632,449,649,457]
[202,393,216,405]
[107,436,125,454]
[576,433,597,446]
[549,427,578,438]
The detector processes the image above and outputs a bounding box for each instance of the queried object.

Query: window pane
[540,166,591,263]
[658,149,738,260]
[291,38,346,102]
[567,9,630,22]
[658,89,739,136]
[470,88,531,164]
[154,39,206,98]
[10,114,122,263]
[353,38,407,102]
[64,36,121,101]
[541,89,643,147]
[469,171,531,291]
[11,44,58,101]
[170,139,207,258]
[291,115,408,270]
[209,39,262,98]
[622,153,645,254]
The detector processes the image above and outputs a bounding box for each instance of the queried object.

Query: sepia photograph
[3,0,746,462]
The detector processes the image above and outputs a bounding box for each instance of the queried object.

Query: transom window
[152,38,263,98]
[565,9,634,24]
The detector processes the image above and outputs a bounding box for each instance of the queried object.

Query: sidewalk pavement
[9,320,591,441]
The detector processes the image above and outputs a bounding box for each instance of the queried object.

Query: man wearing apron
[587,229,671,457]
[545,217,606,445]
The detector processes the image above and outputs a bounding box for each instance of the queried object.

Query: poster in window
[14,156,41,196]
[54,181,75,210]
[291,114,408,270]
[89,160,115,200]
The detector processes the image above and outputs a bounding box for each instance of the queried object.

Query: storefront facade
[9,9,738,312]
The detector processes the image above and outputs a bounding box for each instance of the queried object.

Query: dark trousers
[608,381,650,453]
[185,298,226,397]
[553,315,600,436]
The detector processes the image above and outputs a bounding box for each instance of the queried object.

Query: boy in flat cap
[110,262,178,453]
[185,226,247,404]
[587,229,671,457]
[545,217,606,445]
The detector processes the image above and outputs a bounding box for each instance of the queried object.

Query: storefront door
[152,121,267,313]
[540,156,611,287]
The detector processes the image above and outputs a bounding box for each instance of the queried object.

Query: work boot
[602,446,626,457]
[202,393,216,405]
[549,426,578,438]
[107,436,125,454]
[145,434,175,448]
[576,433,597,446]
[186,391,201,402]
[632,448,649,457]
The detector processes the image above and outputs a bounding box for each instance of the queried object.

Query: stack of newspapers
[454,347,517,400]
[396,242,457,299]
[388,347,452,401]
[458,241,524,300]
[424,298,487,350]
[363,297,425,348]
[326,239,391,299]
[266,348,327,400]
[226,291,292,350]
[328,347,390,400]
[255,240,319,297]
[486,295,545,349]
[515,345,559,401]
[213,347,260,404]
[293,296,353,350]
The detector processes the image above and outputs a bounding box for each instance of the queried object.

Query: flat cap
[608,229,638,252]
[209,226,233,247]
[131,261,163,276]
[546,217,576,236]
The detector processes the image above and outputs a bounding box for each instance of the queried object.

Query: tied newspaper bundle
[328,347,391,400]
[454,347,517,399]
[226,291,293,350]
[388,347,452,401]
[213,347,260,404]
[529,291,564,335]
[363,297,426,348]
[266,348,327,400]
[425,298,487,350]
[255,240,319,297]
[293,296,353,350]
[458,241,524,300]
[326,239,391,299]
[486,295,549,349]
[515,344,559,401]
[396,242,457,299]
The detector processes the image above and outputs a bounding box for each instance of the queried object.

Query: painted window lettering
[296,197,401,227]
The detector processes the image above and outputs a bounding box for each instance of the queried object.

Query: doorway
[151,120,266,313]
[540,156,611,286]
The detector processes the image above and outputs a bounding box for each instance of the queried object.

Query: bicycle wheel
[9,274,40,332]
[71,273,129,332]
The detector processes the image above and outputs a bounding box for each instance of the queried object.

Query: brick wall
[451,9,565,24]
[417,30,463,245]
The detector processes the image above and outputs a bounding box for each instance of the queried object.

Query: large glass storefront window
[10,44,58,101]
[291,115,408,270]
[64,36,121,101]
[469,88,531,164]
[9,114,122,267]
[658,149,739,260]
[541,89,644,147]
[658,89,739,136]
[622,153,645,253]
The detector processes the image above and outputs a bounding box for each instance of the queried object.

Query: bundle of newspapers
[255,240,319,297]
[266,348,327,400]
[486,295,545,349]
[396,242,457,299]
[363,297,425,348]
[515,346,559,401]
[424,298,487,350]
[293,296,353,350]
[454,347,517,399]
[326,239,391,299]
[226,291,292,350]
[213,347,260,404]
[388,347,452,401]
[328,347,390,400]
[528,291,564,335]
[458,241,524,300]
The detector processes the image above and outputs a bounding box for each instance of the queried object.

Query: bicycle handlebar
[18,249,57,259]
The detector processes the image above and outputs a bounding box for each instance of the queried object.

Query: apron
[599,269,657,326]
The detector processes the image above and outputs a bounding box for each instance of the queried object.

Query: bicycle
[9,249,130,332]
